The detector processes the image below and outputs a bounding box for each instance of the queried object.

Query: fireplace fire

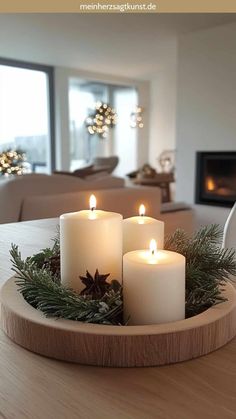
[206,177,216,192]
[195,152,236,207]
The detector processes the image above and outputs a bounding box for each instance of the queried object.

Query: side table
[133,173,175,203]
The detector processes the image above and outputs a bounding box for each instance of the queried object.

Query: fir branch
[10,245,123,325]
[165,224,236,317]
[29,228,60,270]
[51,225,60,254]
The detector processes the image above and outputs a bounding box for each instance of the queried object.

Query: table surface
[0,219,236,419]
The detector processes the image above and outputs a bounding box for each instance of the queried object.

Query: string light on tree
[86,102,117,139]
[130,106,144,129]
[0,149,26,176]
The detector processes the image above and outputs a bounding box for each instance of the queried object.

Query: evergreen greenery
[10,224,236,324]
[10,245,123,325]
[164,224,236,317]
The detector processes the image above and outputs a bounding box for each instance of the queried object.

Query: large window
[0,59,55,173]
[69,79,138,176]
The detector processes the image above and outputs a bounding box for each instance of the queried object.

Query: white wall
[176,22,236,228]
[149,40,177,170]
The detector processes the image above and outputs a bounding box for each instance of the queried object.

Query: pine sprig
[10,245,123,325]
[29,227,60,269]
[164,224,236,317]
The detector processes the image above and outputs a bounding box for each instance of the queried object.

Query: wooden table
[0,219,236,419]
[133,173,175,203]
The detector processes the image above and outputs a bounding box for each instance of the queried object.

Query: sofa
[21,187,161,220]
[53,156,119,178]
[0,173,194,236]
[0,173,124,224]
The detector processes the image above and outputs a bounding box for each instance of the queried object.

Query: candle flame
[139,204,145,216]
[150,239,157,256]
[89,194,96,211]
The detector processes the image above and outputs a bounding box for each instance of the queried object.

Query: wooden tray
[1,277,236,367]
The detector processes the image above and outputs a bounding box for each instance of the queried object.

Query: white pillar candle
[60,195,123,292]
[123,204,164,254]
[123,240,185,325]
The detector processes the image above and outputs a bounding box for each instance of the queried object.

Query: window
[69,79,138,176]
[0,59,55,173]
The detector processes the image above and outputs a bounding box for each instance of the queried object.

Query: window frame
[0,57,56,171]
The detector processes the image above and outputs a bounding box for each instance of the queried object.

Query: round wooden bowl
[1,277,236,367]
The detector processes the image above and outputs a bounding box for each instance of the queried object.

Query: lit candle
[123,204,164,254]
[123,240,185,325]
[60,195,123,292]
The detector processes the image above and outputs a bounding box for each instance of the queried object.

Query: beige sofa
[0,173,124,224]
[21,187,162,221]
[0,174,194,235]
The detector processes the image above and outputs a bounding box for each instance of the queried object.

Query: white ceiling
[0,14,235,79]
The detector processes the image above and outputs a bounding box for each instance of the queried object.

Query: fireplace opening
[195,152,236,207]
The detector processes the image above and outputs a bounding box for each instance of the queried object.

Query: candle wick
[141,213,144,217]
[151,250,155,256]
[91,207,95,212]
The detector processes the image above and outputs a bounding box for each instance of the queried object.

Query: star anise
[79,269,111,299]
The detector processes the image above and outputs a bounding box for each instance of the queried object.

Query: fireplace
[195,151,236,207]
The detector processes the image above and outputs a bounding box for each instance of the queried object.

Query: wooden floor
[0,219,236,419]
